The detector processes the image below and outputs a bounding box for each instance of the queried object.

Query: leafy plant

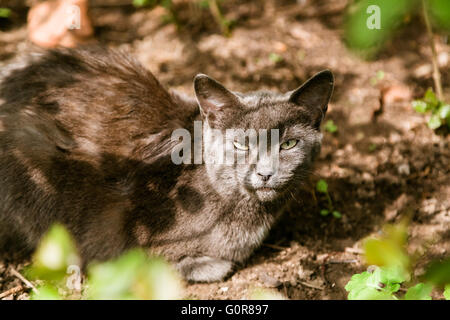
[87,250,182,300]
[345,221,450,300]
[345,266,406,300]
[413,88,450,131]
[324,120,338,133]
[316,179,342,219]
[26,224,183,300]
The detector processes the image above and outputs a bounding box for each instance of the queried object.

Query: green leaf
[87,249,182,300]
[320,209,330,216]
[344,0,414,55]
[378,266,407,292]
[31,284,62,300]
[428,0,450,31]
[423,88,439,108]
[404,283,432,300]
[345,268,398,300]
[438,104,450,120]
[428,113,442,130]
[0,8,11,18]
[444,284,450,300]
[27,224,80,281]
[316,179,328,193]
[368,143,377,152]
[332,211,342,219]
[198,0,209,8]
[412,100,429,113]
[363,222,410,280]
[423,258,450,286]
[160,0,172,9]
[376,70,385,80]
[324,120,338,133]
[269,53,283,63]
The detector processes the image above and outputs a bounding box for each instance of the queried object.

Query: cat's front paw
[176,256,233,282]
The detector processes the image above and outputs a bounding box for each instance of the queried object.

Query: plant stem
[326,192,333,212]
[208,0,230,36]
[422,0,444,101]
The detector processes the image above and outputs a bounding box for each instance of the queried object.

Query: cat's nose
[257,172,272,182]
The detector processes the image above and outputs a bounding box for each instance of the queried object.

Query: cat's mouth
[253,186,279,201]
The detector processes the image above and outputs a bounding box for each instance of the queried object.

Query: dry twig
[298,280,324,290]
[0,285,24,299]
[10,267,39,294]
[422,0,444,101]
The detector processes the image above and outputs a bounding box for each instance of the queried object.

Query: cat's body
[0,47,333,281]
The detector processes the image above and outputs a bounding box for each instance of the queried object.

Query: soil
[0,0,449,300]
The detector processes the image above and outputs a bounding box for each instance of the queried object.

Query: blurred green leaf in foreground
[0,8,11,18]
[344,0,416,56]
[344,0,450,57]
[27,224,183,300]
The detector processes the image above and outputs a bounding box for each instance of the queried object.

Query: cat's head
[194,71,334,202]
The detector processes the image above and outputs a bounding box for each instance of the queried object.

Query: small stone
[362,172,373,182]
[273,41,287,53]
[398,163,410,175]
[297,266,313,279]
[382,84,412,105]
[414,64,432,78]
[438,52,448,67]
[422,198,438,215]
[219,287,229,293]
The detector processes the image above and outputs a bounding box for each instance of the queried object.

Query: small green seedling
[324,120,338,133]
[412,88,450,131]
[316,179,342,219]
[370,70,385,86]
[269,53,283,64]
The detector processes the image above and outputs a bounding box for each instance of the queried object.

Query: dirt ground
[0,0,449,300]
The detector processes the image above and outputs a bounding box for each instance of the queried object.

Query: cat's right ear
[194,74,239,123]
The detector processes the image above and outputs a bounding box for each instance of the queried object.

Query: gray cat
[0,47,333,282]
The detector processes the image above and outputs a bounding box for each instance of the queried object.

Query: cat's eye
[233,141,249,151]
[280,139,298,150]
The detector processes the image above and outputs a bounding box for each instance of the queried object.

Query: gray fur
[0,47,333,282]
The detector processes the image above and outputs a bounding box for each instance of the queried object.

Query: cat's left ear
[289,70,334,126]
[194,74,239,120]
